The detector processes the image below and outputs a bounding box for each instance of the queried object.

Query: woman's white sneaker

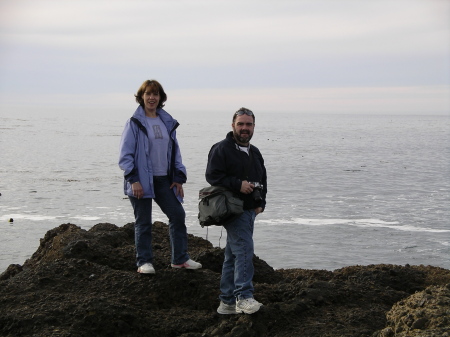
[171,259,202,269]
[137,263,155,274]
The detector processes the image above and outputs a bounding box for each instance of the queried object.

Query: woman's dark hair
[135,80,167,109]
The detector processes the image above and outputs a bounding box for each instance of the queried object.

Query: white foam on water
[258,218,450,233]
[70,216,101,221]
[0,214,57,221]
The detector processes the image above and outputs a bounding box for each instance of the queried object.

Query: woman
[119,79,201,274]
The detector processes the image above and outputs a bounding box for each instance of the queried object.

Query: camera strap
[242,145,253,181]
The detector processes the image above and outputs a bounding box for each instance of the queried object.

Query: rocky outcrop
[1,222,449,337]
[374,284,450,337]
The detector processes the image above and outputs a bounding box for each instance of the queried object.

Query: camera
[249,182,263,202]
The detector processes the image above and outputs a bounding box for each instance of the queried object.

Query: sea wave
[258,218,450,233]
[0,214,101,222]
[0,214,58,221]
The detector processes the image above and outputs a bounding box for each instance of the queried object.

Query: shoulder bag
[198,145,253,227]
[198,186,244,227]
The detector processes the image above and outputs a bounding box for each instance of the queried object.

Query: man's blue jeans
[129,176,189,266]
[219,210,256,304]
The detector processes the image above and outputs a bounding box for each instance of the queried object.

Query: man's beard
[233,130,253,144]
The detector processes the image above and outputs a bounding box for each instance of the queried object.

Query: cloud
[0,0,449,114]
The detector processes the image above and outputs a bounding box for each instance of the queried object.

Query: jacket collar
[226,131,251,150]
[132,106,178,130]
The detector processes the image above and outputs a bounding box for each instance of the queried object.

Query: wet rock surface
[1,222,449,337]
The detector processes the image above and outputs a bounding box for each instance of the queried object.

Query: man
[205,107,267,314]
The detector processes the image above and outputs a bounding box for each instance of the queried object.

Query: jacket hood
[225,131,237,145]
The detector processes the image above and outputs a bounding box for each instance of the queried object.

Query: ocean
[1,109,449,272]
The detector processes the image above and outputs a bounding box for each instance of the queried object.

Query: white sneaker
[171,259,202,269]
[217,301,238,315]
[236,298,263,314]
[137,263,155,274]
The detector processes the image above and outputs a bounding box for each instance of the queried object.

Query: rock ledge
[1,222,449,337]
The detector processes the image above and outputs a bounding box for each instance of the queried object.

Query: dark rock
[1,221,449,337]
[0,264,22,281]
[411,317,428,330]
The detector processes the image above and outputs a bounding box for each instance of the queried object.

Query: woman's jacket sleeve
[118,120,139,184]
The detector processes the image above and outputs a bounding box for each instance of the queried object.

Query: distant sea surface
[1,109,449,272]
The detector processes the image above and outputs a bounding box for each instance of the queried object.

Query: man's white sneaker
[171,259,202,269]
[236,298,263,314]
[137,263,155,274]
[217,301,238,315]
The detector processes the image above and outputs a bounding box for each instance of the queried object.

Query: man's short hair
[233,107,255,122]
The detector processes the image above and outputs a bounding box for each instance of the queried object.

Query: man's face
[232,114,255,145]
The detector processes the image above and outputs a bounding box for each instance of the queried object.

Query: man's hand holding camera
[240,180,254,195]
[240,180,264,215]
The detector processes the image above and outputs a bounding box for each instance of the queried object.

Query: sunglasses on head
[235,108,254,116]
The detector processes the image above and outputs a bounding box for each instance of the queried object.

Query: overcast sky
[1,0,449,114]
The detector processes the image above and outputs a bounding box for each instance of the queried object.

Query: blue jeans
[219,210,256,304]
[129,176,189,266]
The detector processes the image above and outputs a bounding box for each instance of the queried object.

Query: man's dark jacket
[206,131,267,211]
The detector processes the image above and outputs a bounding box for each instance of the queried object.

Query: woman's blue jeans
[129,176,189,267]
[219,210,256,304]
